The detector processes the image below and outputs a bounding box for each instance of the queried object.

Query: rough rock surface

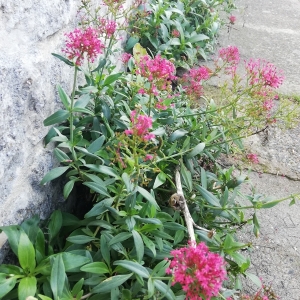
[0,0,129,262]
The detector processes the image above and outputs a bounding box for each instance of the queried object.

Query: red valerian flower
[247,153,259,164]
[181,66,210,100]
[166,242,227,300]
[229,15,236,24]
[245,59,284,88]
[125,110,155,141]
[62,27,105,66]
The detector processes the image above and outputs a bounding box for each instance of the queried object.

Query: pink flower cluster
[219,46,240,65]
[125,110,155,141]
[171,29,180,37]
[229,15,236,24]
[99,18,117,37]
[62,27,105,66]
[247,153,259,164]
[181,66,210,100]
[121,53,132,64]
[245,59,284,88]
[166,242,227,300]
[137,55,176,91]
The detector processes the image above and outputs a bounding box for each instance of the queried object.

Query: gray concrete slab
[214,0,300,298]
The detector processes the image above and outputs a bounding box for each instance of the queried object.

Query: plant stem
[70,67,78,161]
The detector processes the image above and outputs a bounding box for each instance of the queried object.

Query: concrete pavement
[215,0,300,299]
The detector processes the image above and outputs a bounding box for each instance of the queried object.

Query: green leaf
[153,280,175,300]
[61,253,90,271]
[54,148,70,162]
[187,34,209,43]
[87,136,105,153]
[71,278,84,297]
[137,186,159,209]
[21,215,40,244]
[141,234,156,257]
[57,85,71,110]
[153,173,166,189]
[169,129,188,142]
[63,180,75,199]
[74,94,91,109]
[38,295,54,300]
[245,272,262,287]
[103,73,123,86]
[40,166,69,185]
[83,182,110,197]
[80,262,109,274]
[253,213,260,237]
[92,273,133,293]
[132,230,144,263]
[48,210,62,242]
[52,53,74,66]
[108,232,132,246]
[43,110,70,126]
[92,58,107,72]
[100,235,110,266]
[114,260,149,278]
[0,274,17,298]
[84,198,114,218]
[18,276,37,300]
[0,265,24,275]
[186,142,205,158]
[66,235,96,244]
[195,185,221,207]
[201,167,207,189]
[18,231,36,272]
[125,36,139,51]
[51,255,65,300]
[85,164,121,179]
[181,163,193,192]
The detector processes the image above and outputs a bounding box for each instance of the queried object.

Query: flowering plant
[0,1,299,300]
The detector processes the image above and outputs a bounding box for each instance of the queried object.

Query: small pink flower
[144,154,153,161]
[138,88,147,95]
[262,99,274,111]
[121,53,132,63]
[219,46,240,65]
[171,29,180,38]
[247,153,259,164]
[99,18,117,37]
[62,27,105,65]
[181,66,210,100]
[229,15,236,24]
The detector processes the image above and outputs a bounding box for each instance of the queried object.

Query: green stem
[148,93,153,115]
[70,67,78,161]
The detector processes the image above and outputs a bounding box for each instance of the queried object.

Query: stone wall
[0,0,126,261]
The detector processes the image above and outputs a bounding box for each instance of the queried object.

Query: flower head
[121,53,132,64]
[229,15,236,24]
[171,29,180,37]
[247,153,259,164]
[166,242,227,300]
[99,18,117,37]
[125,110,155,141]
[245,59,284,88]
[62,27,105,66]
[219,46,240,65]
[137,55,176,92]
[181,66,210,101]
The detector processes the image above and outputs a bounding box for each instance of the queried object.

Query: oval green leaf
[40,166,69,185]
[113,260,149,278]
[43,110,70,126]
[18,231,36,272]
[18,276,37,300]
[91,273,133,294]
[80,262,109,274]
